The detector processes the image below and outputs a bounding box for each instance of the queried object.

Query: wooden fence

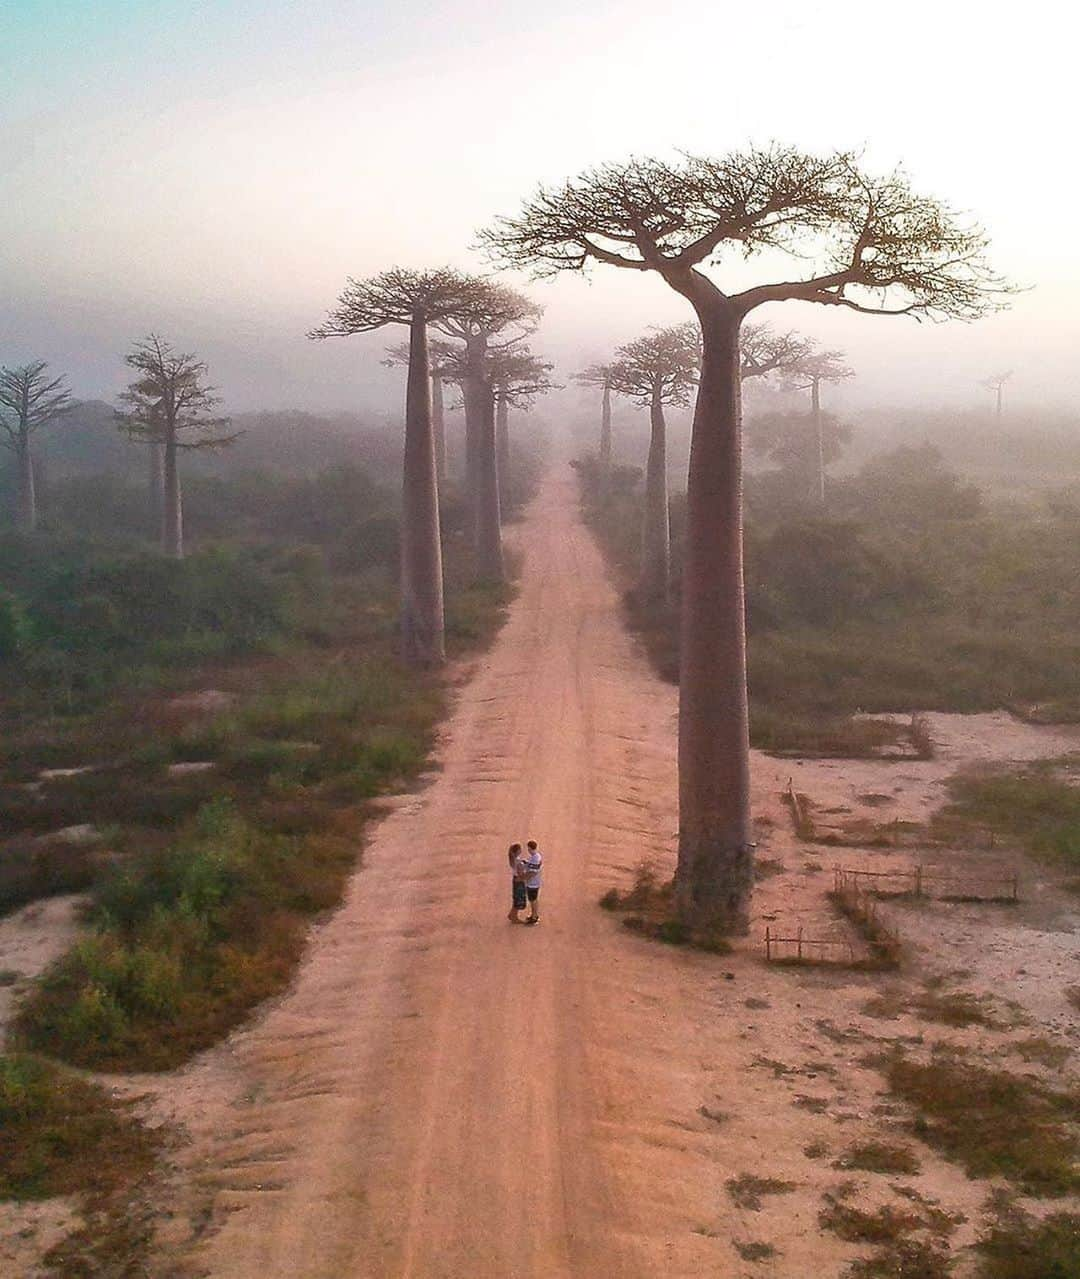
[833,865,1019,903]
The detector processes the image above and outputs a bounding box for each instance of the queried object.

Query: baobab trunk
[149,439,165,532]
[640,381,671,606]
[431,371,447,488]
[812,378,826,507]
[462,337,487,545]
[399,314,445,665]
[16,438,36,533]
[162,436,184,559]
[496,391,510,492]
[474,385,505,582]
[599,378,612,491]
[675,303,753,935]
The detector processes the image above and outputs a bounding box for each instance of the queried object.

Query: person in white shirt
[522,839,543,925]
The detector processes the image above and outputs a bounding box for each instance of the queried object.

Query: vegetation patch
[726,1173,796,1211]
[600,859,732,953]
[884,1048,1080,1196]
[975,1201,1080,1279]
[862,978,1008,1029]
[15,799,354,1070]
[734,1240,776,1262]
[934,762,1080,882]
[845,1238,955,1279]
[833,1141,921,1176]
[0,1052,157,1201]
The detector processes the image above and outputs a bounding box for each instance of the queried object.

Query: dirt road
[157,460,1078,1279]
[177,462,703,1277]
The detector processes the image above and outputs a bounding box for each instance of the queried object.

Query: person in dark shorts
[522,839,543,924]
[507,843,526,922]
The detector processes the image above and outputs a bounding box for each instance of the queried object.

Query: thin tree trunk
[675,302,753,936]
[149,439,165,533]
[599,379,612,492]
[640,381,670,606]
[996,384,1003,419]
[162,435,183,559]
[16,436,36,533]
[474,383,504,582]
[496,391,510,494]
[812,378,826,507]
[400,314,445,666]
[463,335,487,545]
[431,372,447,488]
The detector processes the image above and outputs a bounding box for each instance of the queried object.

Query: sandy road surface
[177,463,700,1278]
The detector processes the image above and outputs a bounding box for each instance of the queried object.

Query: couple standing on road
[507,840,543,925]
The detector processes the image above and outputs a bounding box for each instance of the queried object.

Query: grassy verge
[934,761,1080,890]
[7,563,515,1070]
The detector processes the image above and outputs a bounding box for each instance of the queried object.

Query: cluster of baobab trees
[577,321,853,607]
[310,270,555,666]
[0,338,234,554]
[481,143,1008,935]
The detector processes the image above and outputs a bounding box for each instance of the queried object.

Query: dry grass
[974,1200,1080,1279]
[833,1141,921,1176]
[600,858,732,953]
[885,1048,1080,1197]
[726,1173,796,1211]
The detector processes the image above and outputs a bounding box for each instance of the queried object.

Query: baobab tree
[117,336,236,560]
[438,283,541,582]
[981,369,1012,419]
[787,345,854,505]
[488,346,556,484]
[311,268,482,665]
[0,361,72,532]
[575,363,615,478]
[608,323,699,604]
[484,145,1007,934]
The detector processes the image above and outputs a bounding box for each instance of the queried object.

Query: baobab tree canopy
[309,267,486,335]
[739,324,814,381]
[787,345,855,388]
[0,362,72,444]
[609,322,699,406]
[116,336,234,452]
[481,146,1007,319]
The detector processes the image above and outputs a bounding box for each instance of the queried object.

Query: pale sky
[2,0,1078,415]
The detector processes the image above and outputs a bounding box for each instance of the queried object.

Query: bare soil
[4,463,1077,1276]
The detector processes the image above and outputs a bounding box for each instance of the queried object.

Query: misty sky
[3,1,1078,416]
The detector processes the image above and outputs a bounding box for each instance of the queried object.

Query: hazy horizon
[3,0,1077,417]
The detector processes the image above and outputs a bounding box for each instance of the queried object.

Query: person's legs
[509,879,526,922]
[525,886,540,923]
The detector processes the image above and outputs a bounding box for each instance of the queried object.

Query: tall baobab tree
[574,363,615,479]
[489,347,556,484]
[438,284,541,582]
[787,345,854,505]
[608,323,699,605]
[117,336,236,559]
[0,361,72,532]
[981,369,1012,419]
[485,146,1008,934]
[311,268,482,665]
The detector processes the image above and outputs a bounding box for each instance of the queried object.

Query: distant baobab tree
[484,145,1009,934]
[981,369,1012,418]
[575,363,615,479]
[0,361,72,532]
[438,283,541,582]
[311,268,482,665]
[488,346,556,483]
[738,323,813,383]
[609,323,699,604]
[787,345,854,505]
[117,336,236,561]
